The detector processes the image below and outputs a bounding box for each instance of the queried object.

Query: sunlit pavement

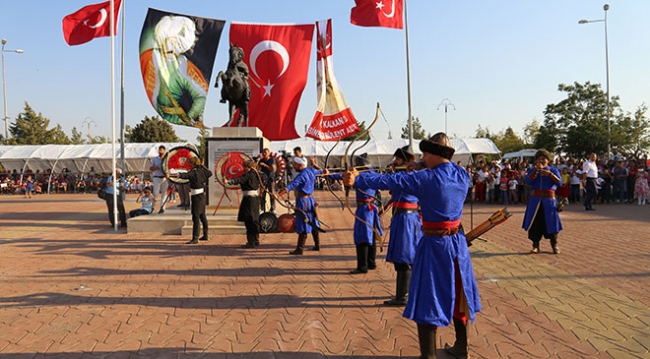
[0,193,648,358]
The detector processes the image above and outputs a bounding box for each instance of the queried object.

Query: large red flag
[227,23,314,141]
[306,19,360,141]
[350,0,403,29]
[62,0,122,46]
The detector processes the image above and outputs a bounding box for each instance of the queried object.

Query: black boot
[310,230,320,251]
[289,234,307,255]
[384,268,411,306]
[550,235,560,254]
[444,318,468,359]
[254,233,260,247]
[350,244,369,274]
[417,324,437,359]
[368,241,377,269]
[242,234,256,248]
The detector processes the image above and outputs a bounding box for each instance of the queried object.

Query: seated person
[129,186,157,218]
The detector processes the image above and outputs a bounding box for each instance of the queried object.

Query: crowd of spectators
[0,166,155,197]
[465,151,650,206]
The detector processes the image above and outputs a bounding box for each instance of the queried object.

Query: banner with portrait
[139,8,225,128]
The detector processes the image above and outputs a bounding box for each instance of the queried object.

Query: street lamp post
[82,117,97,142]
[579,4,610,157]
[437,98,455,134]
[2,39,24,140]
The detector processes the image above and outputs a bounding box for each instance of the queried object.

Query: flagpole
[119,0,126,180]
[110,0,118,231]
[404,0,414,151]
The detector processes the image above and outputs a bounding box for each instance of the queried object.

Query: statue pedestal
[206,127,269,210]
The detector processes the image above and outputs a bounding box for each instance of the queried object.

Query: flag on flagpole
[306,19,360,141]
[227,22,314,141]
[350,0,404,29]
[62,0,122,45]
[139,9,225,129]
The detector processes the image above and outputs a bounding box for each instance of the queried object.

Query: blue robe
[284,167,322,234]
[330,172,383,245]
[522,166,563,234]
[356,162,481,327]
[386,188,421,265]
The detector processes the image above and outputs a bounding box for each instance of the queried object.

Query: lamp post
[82,117,97,142]
[437,98,455,134]
[2,39,24,140]
[579,4,610,157]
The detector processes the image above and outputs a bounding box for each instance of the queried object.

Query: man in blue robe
[343,133,481,359]
[383,146,422,306]
[522,149,563,254]
[278,157,322,255]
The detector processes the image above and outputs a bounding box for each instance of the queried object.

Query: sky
[1,0,649,145]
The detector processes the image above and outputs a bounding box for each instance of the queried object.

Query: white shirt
[582,160,598,179]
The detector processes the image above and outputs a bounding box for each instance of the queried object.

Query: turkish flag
[62,0,122,46]
[350,0,403,29]
[227,23,314,141]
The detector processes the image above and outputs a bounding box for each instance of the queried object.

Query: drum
[163,146,200,184]
[259,212,278,233]
[276,213,296,233]
[214,151,254,189]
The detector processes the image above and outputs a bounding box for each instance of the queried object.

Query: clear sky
[1,0,648,144]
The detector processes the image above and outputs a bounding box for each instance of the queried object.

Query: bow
[323,139,345,210]
[344,102,382,241]
[271,190,326,233]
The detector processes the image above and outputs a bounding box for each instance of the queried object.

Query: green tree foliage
[613,104,650,158]
[541,81,619,158]
[491,127,525,154]
[7,102,70,145]
[127,116,181,143]
[400,117,429,140]
[89,136,110,144]
[195,129,209,158]
[70,127,85,144]
[522,119,541,146]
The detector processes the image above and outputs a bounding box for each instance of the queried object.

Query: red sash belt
[422,219,461,237]
[356,198,374,202]
[393,201,418,209]
[532,189,555,199]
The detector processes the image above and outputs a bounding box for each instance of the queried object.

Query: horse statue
[215,44,252,127]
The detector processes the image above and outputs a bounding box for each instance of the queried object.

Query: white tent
[269,138,501,168]
[0,143,188,174]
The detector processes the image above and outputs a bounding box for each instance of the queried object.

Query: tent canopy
[269,138,501,168]
[0,143,188,174]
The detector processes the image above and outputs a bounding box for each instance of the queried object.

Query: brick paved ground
[0,192,648,358]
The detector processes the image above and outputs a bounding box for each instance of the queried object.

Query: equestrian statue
[215,44,254,127]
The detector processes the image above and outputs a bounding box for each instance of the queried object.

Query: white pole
[110,0,118,231]
[404,0,414,151]
[120,0,126,177]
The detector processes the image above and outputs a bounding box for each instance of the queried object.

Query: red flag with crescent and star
[350,0,404,29]
[62,0,122,46]
[227,22,314,141]
[306,19,360,141]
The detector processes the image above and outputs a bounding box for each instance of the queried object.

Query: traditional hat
[419,133,455,160]
[534,149,552,161]
[393,146,414,161]
[354,153,369,166]
[293,156,307,167]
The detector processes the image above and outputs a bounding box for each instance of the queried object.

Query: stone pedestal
[206,127,269,210]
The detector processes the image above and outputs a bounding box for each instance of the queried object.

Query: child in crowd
[634,170,649,205]
[499,174,509,205]
[130,186,157,217]
[508,174,519,204]
[556,168,570,205]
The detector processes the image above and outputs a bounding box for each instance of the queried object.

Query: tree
[491,127,525,154]
[70,127,85,145]
[522,119,541,146]
[474,124,495,141]
[7,102,70,145]
[400,117,429,140]
[127,116,181,143]
[541,81,619,158]
[89,136,110,144]
[195,129,209,158]
[613,104,650,158]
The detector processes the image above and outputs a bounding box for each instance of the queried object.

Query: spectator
[130,187,157,217]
